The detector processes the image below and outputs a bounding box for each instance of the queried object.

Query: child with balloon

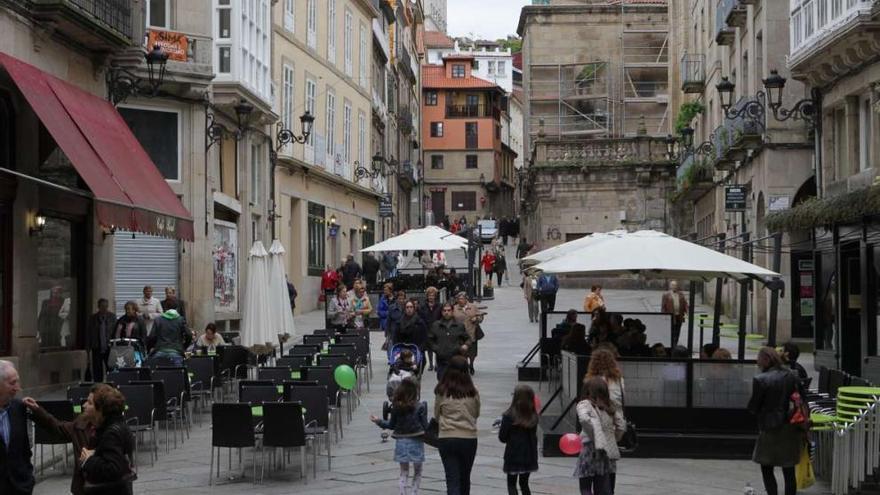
[499,385,540,495]
[571,377,626,495]
[371,377,428,495]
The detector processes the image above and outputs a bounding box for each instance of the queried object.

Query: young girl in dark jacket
[499,385,539,495]
[371,377,428,495]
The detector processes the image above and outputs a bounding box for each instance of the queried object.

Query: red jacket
[321,270,340,291]
[481,253,496,273]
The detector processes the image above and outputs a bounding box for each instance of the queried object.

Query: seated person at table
[700,343,720,360]
[587,309,616,348]
[196,323,226,352]
[551,310,580,340]
[650,343,668,358]
[712,348,732,359]
[560,322,590,355]
[670,345,690,358]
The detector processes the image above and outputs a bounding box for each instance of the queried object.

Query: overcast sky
[447,0,531,41]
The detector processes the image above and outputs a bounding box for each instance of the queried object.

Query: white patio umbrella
[267,240,296,340]
[422,225,469,249]
[361,226,468,252]
[533,230,779,281]
[523,230,626,265]
[241,241,272,347]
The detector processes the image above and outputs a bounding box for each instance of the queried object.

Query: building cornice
[277,156,384,200]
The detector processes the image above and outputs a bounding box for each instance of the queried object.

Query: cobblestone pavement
[34,249,829,494]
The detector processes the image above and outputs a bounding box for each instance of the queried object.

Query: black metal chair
[276,355,311,372]
[302,335,331,349]
[301,366,342,441]
[31,399,75,476]
[107,367,150,386]
[539,337,562,392]
[186,356,219,420]
[284,384,332,468]
[152,367,191,438]
[289,344,320,357]
[119,383,158,465]
[259,402,314,482]
[129,379,174,452]
[336,334,372,387]
[316,354,357,420]
[218,344,255,381]
[209,403,257,485]
[143,356,179,369]
[239,384,282,404]
[257,367,295,385]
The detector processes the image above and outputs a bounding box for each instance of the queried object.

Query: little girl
[574,377,626,495]
[371,377,427,495]
[499,385,540,495]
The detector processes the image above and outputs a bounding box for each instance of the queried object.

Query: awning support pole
[712,233,726,346]
[767,232,782,346]
[738,232,751,361]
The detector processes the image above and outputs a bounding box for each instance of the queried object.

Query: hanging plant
[674,101,706,135]
[766,185,880,232]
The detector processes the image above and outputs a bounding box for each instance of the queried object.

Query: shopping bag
[796,442,815,490]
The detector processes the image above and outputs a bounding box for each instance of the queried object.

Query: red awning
[0,52,194,241]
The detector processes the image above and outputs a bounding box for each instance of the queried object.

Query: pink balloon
[534,395,542,413]
[559,433,582,455]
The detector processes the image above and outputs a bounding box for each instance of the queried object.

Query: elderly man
[0,360,32,495]
[661,280,689,347]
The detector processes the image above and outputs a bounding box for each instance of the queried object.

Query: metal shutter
[113,232,179,315]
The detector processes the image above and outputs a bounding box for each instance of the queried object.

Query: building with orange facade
[422,55,514,223]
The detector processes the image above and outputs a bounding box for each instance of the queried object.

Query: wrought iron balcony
[675,154,715,202]
[28,0,133,51]
[681,53,706,94]
[714,0,737,45]
[711,98,764,171]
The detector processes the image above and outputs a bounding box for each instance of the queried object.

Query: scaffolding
[620,1,670,136]
[528,61,613,138]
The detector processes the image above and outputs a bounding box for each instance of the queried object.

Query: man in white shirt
[138,285,163,334]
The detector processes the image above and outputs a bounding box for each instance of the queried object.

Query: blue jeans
[153,350,184,367]
[438,437,478,495]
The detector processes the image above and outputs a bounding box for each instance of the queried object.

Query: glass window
[283,0,294,32]
[426,91,438,106]
[872,245,880,356]
[326,91,336,158]
[308,202,326,275]
[307,0,317,48]
[0,206,9,355]
[430,122,444,137]
[452,64,465,78]
[305,77,317,147]
[37,217,80,350]
[343,101,352,167]
[358,110,366,173]
[327,0,337,64]
[281,64,295,151]
[359,23,368,87]
[466,155,478,169]
[148,0,169,28]
[488,61,496,75]
[431,155,444,169]
[465,122,478,148]
[344,9,353,76]
[451,191,476,211]
[498,61,506,76]
[251,142,262,206]
[361,219,375,251]
[119,107,180,180]
[816,248,837,350]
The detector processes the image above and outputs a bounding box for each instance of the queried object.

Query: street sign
[725,185,747,211]
[328,225,339,237]
[379,194,393,218]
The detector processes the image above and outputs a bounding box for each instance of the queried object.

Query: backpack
[788,390,810,430]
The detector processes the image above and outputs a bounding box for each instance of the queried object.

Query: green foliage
[497,38,523,53]
[674,101,705,135]
[765,185,880,232]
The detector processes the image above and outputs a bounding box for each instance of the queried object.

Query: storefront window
[0,206,9,355]
[815,248,837,351]
[871,244,880,356]
[36,217,78,349]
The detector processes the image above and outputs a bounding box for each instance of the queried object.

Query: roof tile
[421,65,501,90]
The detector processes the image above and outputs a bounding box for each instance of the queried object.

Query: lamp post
[266,110,317,239]
[355,153,394,180]
[107,44,169,105]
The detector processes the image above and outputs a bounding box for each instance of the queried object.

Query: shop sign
[379,194,393,217]
[329,224,340,237]
[148,29,188,62]
[768,195,791,212]
[725,185,747,211]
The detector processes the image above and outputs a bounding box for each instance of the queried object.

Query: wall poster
[213,220,238,312]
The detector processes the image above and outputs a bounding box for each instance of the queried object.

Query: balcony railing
[711,97,764,170]
[790,0,879,58]
[715,0,737,45]
[29,0,133,50]
[680,53,706,94]
[446,104,493,118]
[533,136,673,167]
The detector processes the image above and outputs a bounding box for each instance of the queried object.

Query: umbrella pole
[737,232,751,361]
[712,233,726,346]
[767,232,782,347]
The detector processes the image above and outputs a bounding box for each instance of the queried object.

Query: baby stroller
[107,338,145,370]
[382,343,423,421]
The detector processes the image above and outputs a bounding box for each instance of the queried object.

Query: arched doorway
[789,176,818,340]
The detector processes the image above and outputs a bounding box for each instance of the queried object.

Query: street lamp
[761,70,819,127]
[479,173,486,187]
[275,111,315,152]
[106,44,169,105]
[355,153,395,179]
[716,76,736,112]
[233,99,254,140]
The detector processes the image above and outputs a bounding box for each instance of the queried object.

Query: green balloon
[334,364,356,390]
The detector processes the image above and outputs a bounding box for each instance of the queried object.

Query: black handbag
[83,472,136,495]
[423,418,440,448]
[617,391,638,453]
[475,324,485,341]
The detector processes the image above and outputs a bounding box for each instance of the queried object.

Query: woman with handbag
[434,356,480,495]
[574,377,626,495]
[748,347,802,495]
[585,348,628,492]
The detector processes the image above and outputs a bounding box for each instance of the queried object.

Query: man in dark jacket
[426,305,469,380]
[362,252,380,289]
[86,298,115,382]
[536,272,559,314]
[341,254,362,290]
[0,360,33,495]
[147,309,191,367]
